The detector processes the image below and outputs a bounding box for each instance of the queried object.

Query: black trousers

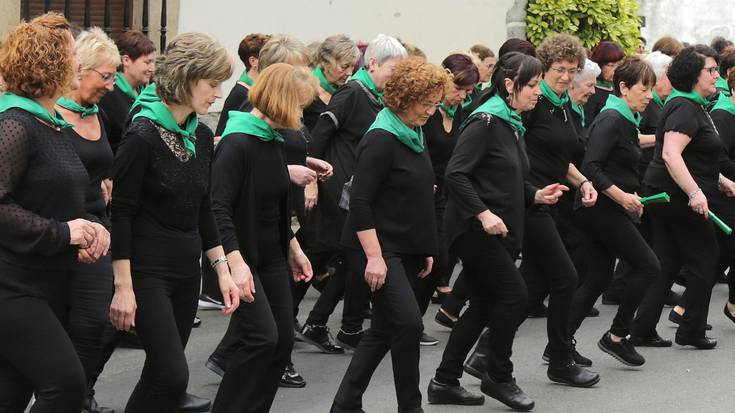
[331,252,424,413]
[631,194,718,338]
[0,266,86,413]
[68,255,114,392]
[124,273,199,413]
[521,206,577,363]
[569,200,659,338]
[435,231,527,384]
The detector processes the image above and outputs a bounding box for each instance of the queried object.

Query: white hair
[75,27,121,70]
[572,59,601,86]
[644,51,673,79]
[363,34,407,66]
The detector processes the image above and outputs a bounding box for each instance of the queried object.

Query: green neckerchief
[131,83,158,112]
[367,107,424,152]
[439,103,459,120]
[312,66,337,95]
[471,94,526,136]
[238,70,255,87]
[461,84,482,109]
[351,67,382,102]
[716,77,729,92]
[221,111,283,143]
[570,101,586,128]
[600,94,640,127]
[596,79,614,89]
[540,80,570,107]
[115,72,142,100]
[665,88,710,107]
[132,86,199,156]
[56,96,99,118]
[711,92,735,116]
[0,92,73,129]
[652,90,664,109]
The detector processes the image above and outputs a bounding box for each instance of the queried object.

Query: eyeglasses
[90,68,116,84]
[703,66,720,76]
[418,100,441,110]
[548,66,581,76]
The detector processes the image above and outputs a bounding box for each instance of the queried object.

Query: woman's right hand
[689,190,709,218]
[478,210,508,237]
[364,255,388,292]
[110,287,137,331]
[67,219,97,248]
[230,263,256,303]
[618,192,643,214]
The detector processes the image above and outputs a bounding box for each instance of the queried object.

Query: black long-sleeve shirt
[423,106,464,192]
[304,97,328,133]
[638,100,662,178]
[583,86,613,126]
[710,108,735,180]
[444,113,538,252]
[341,129,437,256]
[111,118,220,277]
[215,82,249,137]
[279,125,310,217]
[98,85,134,153]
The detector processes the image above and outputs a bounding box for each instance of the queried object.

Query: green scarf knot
[367,107,425,152]
[115,72,143,100]
[600,94,640,127]
[221,111,283,143]
[540,80,570,108]
[238,70,255,87]
[471,94,526,136]
[313,66,337,95]
[351,67,382,103]
[0,92,73,129]
[56,96,99,118]
[570,101,586,127]
[132,83,199,156]
[439,103,459,120]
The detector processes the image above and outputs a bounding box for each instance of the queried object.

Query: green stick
[709,211,733,235]
[639,192,670,205]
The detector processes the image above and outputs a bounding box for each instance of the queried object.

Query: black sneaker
[597,332,645,366]
[668,309,712,330]
[336,329,364,350]
[547,362,600,388]
[279,362,306,388]
[420,332,439,346]
[198,294,225,310]
[542,340,592,367]
[299,323,344,354]
[480,377,534,411]
[434,308,457,329]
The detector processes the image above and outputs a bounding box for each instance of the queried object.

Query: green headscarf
[0,92,73,129]
[600,94,640,127]
[540,80,570,108]
[313,66,337,95]
[221,111,283,143]
[132,84,199,156]
[238,70,255,87]
[471,94,526,136]
[351,67,382,102]
[367,107,425,152]
[56,96,99,118]
[665,88,710,107]
[115,72,142,100]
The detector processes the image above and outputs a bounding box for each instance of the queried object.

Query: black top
[644,97,722,197]
[210,133,292,267]
[308,79,382,249]
[566,102,588,169]
[583,86,613,126]
[423,106,464,192]
[215,82,249,137]
[711,108,735,180]
[444,113,537,251]
[65,114,114,226]
[341,129,437,256]
[638,100,663,178]
[0,108,92,277]
[581,109,642,198]
[304,97,328,133]
[523,96,579,188]
[110,118,220,277]
[98,84,134,153]
[279,125,310,217]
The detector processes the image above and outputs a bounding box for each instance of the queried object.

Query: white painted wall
[178,0,514,111]
[640,0,735,47]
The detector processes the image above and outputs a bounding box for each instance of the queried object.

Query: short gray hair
[363,34,407,66]
[644,51,673,79]
[75,27,121,70]
[258,34,310,71]
[572,59,601,86]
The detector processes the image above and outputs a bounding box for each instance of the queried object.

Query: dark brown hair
[470,44,495,60]
[612,56,656,96]
[115,30,156,61]
[238,33,271,70]
[442,53,480,88]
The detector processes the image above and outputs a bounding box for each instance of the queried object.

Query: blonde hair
[258,34,310,71]
[316,34,360,70]
[153,32,233,105]
[76,27,120,71]
[249,63,318,129]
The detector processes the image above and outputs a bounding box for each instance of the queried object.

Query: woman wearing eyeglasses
[584,41,625,125]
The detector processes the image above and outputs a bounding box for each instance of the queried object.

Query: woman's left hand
[304,181,318,211]
[417,257,434,278]
[289,249,313,283]
[579,181,598,207]
[307,157,333,180]
[534,183,569,205]
[721,176,735,197]
[78,223,110,263]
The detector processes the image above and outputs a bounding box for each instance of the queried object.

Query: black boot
[463,329,489,380]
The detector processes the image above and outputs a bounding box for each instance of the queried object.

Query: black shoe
[480,377,535,412]
[420,332,439,346]
[434,308,457,329]
[547,362,600,388]
[527,302,548,318]
[664,290,681,307]
[542,341,592,367]
[336,329,364,350]
[205,353,226,377]
[178,393,211,412]
[668,309,712,330]
[464,349,488,381]
[192,315,202,328]
[427,378,484,405]
[724,303,735,324]
[629,333,672,348]
[299,323,345,354]
[587,306,600,317]
[597,332,645,366]
[83,396,115,413]
[601,293,620,305]
[279,362,306,388]
[674,333,717,349]
[431,290,449,304]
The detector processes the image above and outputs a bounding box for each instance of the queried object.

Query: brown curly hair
[536,33,586,71]
[0,13,74,99]
[383,57,450,114]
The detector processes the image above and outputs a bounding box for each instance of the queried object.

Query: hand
[534,183,569,205]
[217,271,240,315]
[230,263,255,303]
[478,210,508,237]
[721,176,735,197]
[67,219,97,249]
[580,180,598,207]
[289,249,313,283]
[617,192,643,214]
[110,286,137,331]
[288,165,318,187]
[307,157,333,180]
[689,190,709,218]
[364,255,387,292]
[304,181,318,211]
[84,223,110,261]
[101,179,113,206]
[417,257,433,278]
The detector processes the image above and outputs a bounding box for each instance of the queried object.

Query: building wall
[178,0,515,111]
[639,0,735,46]
[0,2,21,38]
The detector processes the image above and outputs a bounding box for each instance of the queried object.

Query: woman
[98,30,156,153]
[0,13,107,412]
[521,33,599,387]
[54,27,119,413]
[568,57,660,367]
[330,57,445,413]
[109,33,241,412]
[430,51,565,412]
[652,36,685,58]
[630,46,724,349]
[209,63,315,412]
[584,41,625,125]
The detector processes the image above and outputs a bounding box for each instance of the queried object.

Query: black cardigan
[215,82,249,137]
[98,84,134,153]
[711,108,735,180]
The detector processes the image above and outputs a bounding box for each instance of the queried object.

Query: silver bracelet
[688,188,702,200]
[210,255,228,269]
